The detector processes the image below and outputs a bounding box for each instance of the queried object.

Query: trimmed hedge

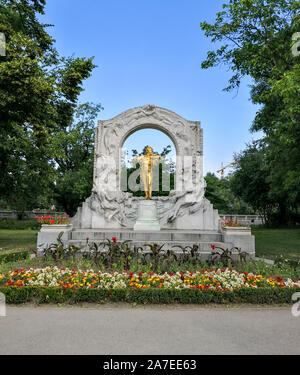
[0,250,29,264]
[0,219,41,230]
[1,286,299,305]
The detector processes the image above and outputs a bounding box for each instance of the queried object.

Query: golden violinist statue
[134,146,161,200]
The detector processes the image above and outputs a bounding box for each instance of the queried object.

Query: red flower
[211,244,215,250]
[112,237,117,243]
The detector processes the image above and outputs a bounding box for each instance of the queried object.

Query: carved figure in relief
[161,179,206,223]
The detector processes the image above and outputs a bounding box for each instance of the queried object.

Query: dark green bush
[0,250,29,264]
[274,255,300,270]
[1,286,299,305]
[0,219,41,230]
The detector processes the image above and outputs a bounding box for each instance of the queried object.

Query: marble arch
[94,104,203,192]
[74,105,220,231]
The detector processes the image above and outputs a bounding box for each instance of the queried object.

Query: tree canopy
[201,0,300,225]
[205,172,253,214]
[0,0,96,214]
[51,103,103,215]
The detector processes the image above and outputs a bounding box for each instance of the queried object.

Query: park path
[0,305,299,355]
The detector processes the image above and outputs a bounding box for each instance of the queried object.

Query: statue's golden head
[145,146,153,155]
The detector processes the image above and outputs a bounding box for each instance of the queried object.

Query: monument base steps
[67,229,254,258]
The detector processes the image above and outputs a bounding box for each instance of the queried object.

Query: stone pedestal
[222,226,255,256]
[37,224,73,252]
[134,200,161,231]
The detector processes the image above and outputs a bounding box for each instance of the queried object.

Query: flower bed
[222,217,250,229]
[1,267,299,305]
[1,267,299,290]
[36,213,70,225]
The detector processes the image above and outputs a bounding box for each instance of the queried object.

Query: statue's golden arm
[151,154,162,165]
[133,155,143,162]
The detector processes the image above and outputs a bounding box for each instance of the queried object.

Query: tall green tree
[201,0,300,224]
[201,0,299,91]
[205,172,253,214]
[50,103,102,215]
[230,143,276,224]
[0,0,96,213]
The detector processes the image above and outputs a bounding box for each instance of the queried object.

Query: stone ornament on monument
[134,200,161,231]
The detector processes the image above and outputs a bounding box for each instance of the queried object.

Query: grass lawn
[0,229,38,252]
[253,227,300,260]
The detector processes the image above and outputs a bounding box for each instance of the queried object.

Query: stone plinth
[134,200,161,231]
[68,228,236,259]
[40,224,73,232]
[37,224,73,251]
[222,226,255,256]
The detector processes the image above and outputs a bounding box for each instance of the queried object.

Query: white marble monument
[72,105,220,231]
[38,105,255,256]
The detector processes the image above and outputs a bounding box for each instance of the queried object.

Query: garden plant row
[1,266,299,305]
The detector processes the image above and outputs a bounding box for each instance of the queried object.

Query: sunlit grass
[0,229,38,251]
[253,228,300,259]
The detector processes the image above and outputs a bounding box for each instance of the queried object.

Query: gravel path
[0,305,299,355]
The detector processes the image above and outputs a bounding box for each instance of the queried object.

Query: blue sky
[41,0,261,175]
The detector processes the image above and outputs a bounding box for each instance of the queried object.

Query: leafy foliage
[0,0,96,214]
[230,143,276,224]
[201,0,299,90]
[50,103,103,215]
[201,0,300,225]
[205,172,254,214]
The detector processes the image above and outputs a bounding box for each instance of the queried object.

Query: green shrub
[0,219,41,230]
[1,286,299,305]
[0,250,29,264]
